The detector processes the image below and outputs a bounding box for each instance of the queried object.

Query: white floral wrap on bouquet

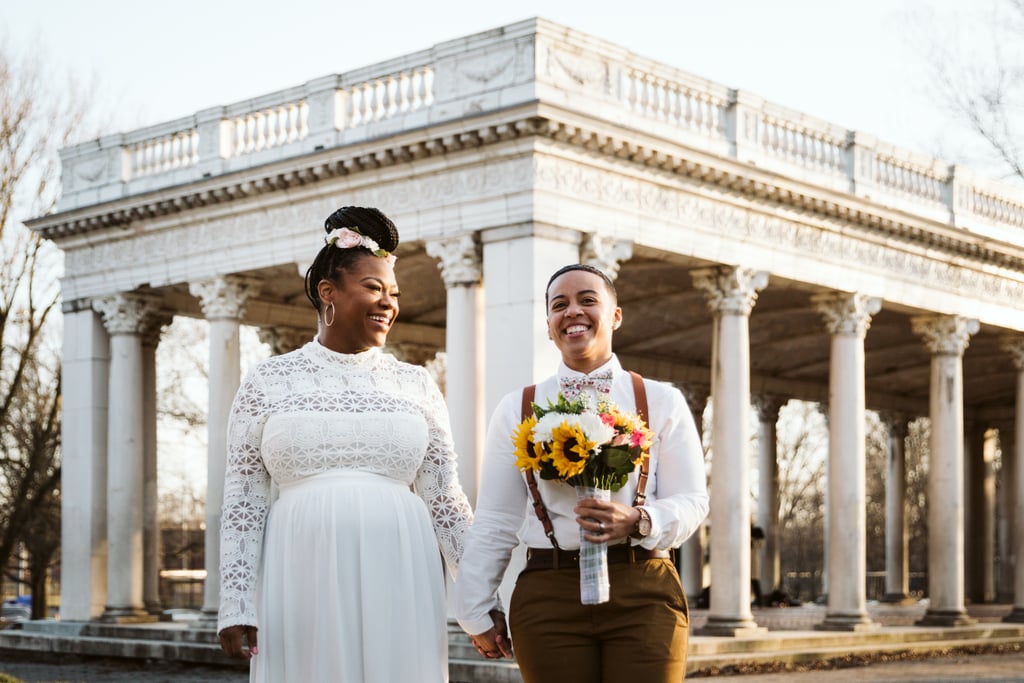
[575,485,611,604]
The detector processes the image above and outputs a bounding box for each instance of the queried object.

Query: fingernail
[251,647,258,655]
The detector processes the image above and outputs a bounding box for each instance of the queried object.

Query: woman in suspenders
[455,264,709,682]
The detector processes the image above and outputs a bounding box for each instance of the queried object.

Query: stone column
[480,225,579,412]
[60,299,110,621]
[480,224,579,611]
[190,276,260,624]
[426,234,485,505]
[94,293,162,621]
[814,292,880,631]
[692,266,768,636]
[679,385,709,603]
[996,421,1016,603]
[1004,337,1024,622]
[878,413,913,604]
[753,395,785,603]
[818,402,830,602]
[141,314,172,614]
[965,422,997,604]
[912,315,979,626]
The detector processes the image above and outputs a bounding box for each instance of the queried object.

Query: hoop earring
[324,302,335,328]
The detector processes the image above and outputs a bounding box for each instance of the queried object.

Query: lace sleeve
[411,366,474,578]
[217,367,272,633]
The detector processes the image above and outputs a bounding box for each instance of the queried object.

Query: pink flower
[328,227,364,248]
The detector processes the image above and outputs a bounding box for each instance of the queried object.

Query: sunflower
[547,421,597,479]
[512,414,544,471]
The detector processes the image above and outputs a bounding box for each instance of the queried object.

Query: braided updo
[303,206,400,310]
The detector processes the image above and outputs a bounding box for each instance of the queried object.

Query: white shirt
[454,355,709,635]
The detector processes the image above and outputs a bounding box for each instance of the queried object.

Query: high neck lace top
[218,340,473,632]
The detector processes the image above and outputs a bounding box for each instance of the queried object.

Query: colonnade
[59,230,1024,635]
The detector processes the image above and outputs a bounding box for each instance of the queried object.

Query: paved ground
[2,647,1024,682]
[1,604,1020,682]
[0,651,248,683]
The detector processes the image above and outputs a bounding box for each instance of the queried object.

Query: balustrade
[55,18,1023,246]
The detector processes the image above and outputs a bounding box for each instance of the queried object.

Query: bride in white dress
[217,207,473,682]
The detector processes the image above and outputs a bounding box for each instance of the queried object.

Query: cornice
[29,106,1024,274]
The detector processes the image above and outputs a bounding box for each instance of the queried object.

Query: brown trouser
[509,558,689,683]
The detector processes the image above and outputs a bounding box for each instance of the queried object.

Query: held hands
[469,609,514,659]
[219,624,259,660]
[575,497,640,543]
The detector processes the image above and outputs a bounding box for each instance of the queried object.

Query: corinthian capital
[580,234,633,281]
[93,293,163,336]
[190,275,261,321]
[425,234,481,287]
[690,266,768,316]
[813,291,882,337]
[1002,335,1024,370]
[911,315,979,356]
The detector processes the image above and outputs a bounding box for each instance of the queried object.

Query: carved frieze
[532,155,1024,312]
[542,43,611,94]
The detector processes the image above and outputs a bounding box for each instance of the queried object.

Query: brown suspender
[522,371,650,550]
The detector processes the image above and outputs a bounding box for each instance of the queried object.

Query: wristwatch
[631,506,652,538]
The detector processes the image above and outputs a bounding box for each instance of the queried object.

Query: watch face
[637,510,652,536]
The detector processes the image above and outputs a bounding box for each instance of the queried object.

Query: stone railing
[55,18,1023,244]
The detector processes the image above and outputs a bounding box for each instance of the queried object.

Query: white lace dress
[217,341,473,683]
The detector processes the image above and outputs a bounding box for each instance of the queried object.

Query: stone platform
[0,604,1021,681]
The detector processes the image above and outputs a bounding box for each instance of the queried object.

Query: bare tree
[0,40,93,614]
[916,0,1024,180]
[774,401,827,602]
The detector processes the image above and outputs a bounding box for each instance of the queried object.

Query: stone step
[4,617,1023,682]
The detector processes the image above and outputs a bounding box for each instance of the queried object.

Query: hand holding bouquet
[512,392,654,603]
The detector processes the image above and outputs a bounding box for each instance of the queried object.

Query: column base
[815,613,881,632]
[881,592,917,605]
[695,615,767,637]
[916,609,976,627]
[1002,607,1024,623]
[98,606,156,623]
[144,600,163,616]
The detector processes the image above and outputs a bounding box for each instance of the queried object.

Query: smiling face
[545,269,622,373]
[317,253,400,353]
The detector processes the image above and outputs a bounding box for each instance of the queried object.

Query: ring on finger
[598,521,605,532]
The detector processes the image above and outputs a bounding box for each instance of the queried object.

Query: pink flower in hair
[327,227,364,248]
[325,225,395,263]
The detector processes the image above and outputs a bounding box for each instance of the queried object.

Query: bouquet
[512,392,654,604]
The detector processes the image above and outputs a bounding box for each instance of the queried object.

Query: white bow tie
[559,369,614,400]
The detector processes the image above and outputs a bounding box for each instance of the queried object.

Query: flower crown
[325,226,397,265]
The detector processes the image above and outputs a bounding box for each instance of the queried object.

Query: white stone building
[30,18,1024,636]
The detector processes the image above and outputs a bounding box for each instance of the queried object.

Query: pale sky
[3,0,1005,497]
[0,0,1002,170]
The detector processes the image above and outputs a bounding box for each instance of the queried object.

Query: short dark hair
[545,263,617,308]
[303,206,400,310]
